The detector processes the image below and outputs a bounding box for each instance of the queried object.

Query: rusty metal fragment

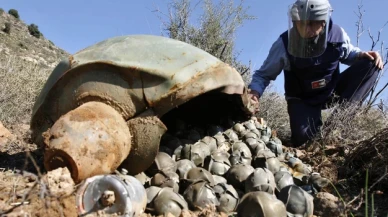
[43,101,131,183]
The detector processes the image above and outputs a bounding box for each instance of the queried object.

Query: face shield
[287,0,333,58]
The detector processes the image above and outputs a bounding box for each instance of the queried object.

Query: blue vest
[280,20,345,105]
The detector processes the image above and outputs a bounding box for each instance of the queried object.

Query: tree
[353,1,388,111]
[8,9,20,19]
[28,24,42,38]
[153,0,256,83]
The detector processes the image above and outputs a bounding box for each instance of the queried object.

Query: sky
[2,0,388,101]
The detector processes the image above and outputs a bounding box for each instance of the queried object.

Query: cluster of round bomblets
[137,117,328,217]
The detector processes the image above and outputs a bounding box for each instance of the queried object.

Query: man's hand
[359,51,384,70]
[248,89,260,113]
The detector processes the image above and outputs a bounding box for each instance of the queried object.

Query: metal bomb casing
[43,101,131,183]
[30,34,255,183]
[76,172,147,217]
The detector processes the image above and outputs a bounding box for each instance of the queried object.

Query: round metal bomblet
[76,170,147,217]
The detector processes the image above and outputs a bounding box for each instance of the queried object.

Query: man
[248,0,384,147]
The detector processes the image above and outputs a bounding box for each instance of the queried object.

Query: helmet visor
[287,1,332,58]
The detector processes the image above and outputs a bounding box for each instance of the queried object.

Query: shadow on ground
[0,149,44,174]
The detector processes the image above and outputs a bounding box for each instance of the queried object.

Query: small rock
[43,167,75,197]
[134,172,151,185]
[180,209,196,217]
[313,192,345,217]
[294,149,306,159]
[157,213,175,217]
[101,190,115,207]
[0,121,15,146]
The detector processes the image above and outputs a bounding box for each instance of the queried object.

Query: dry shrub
[256,84,290,141]
[255,86,387,147]
[158,0,256,82]
[0,55,52,127]
[315,100,388,146]
[343,127,388,190]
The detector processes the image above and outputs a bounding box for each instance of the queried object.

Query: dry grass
[0,167,38,214]
[256,84,388,147]
[338,127,388,217]
[255,84,290,141]
[344,128,388,188]
[0,55,52,127]
[0,169,35,215]
[315,100,388,147]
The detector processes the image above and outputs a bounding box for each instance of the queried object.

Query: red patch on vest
[311,79,326,89]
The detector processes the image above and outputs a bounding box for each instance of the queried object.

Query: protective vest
[280,19,345,105]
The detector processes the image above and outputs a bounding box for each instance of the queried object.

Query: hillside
[0,9,69,127]
[0,9,68,68]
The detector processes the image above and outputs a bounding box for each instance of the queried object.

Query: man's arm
[339,27,362,66]
[248,37,288,97]
[340,27,384,69]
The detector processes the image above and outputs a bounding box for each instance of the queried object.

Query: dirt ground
[0,166,78,217]
[292,144,388,217]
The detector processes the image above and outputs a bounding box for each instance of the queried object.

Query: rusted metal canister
[76,170,147,216]
[30,34,256,184]
[43,101,132,183]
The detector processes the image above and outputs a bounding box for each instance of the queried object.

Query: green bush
[8,9,19,19]
[28,24,42,38]
[0,8,4,14]
[3,22,11,34]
